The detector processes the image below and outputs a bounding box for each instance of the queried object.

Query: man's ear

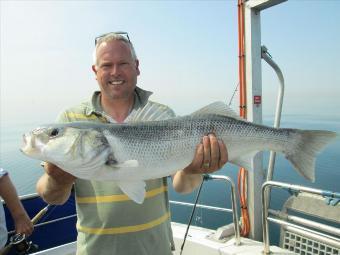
[135,60,140,76]
[92,65,97,74]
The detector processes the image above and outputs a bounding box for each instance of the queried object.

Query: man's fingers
[218,140,228,168]
[44,162,76,183]
[195,143,204,168]
[184,144,204,174]
[202,136,211,168]
[16,219,34,237]
[184,135,228,175]
[209,134,220,171]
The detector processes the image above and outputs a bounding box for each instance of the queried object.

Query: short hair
[92,33,138,67]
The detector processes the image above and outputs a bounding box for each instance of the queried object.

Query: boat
[1,0,339,254]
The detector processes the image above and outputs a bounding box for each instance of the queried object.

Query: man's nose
[110,65,120,76]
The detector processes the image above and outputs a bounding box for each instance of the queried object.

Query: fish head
[21,125,111,170]
[22,126,80,161]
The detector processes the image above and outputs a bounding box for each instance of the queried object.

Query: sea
[0,115,339,246]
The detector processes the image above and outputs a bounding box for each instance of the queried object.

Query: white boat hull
[30,222,294,255]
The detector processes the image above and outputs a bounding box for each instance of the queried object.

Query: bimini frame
[241,0,287,240]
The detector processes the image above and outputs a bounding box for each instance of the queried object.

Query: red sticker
[254,95,261,105]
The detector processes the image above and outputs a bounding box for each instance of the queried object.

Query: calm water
[1,116,339,245]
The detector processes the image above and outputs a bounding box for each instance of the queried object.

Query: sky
[1,0,340,127]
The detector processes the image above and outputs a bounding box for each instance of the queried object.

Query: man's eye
[100,64,111,68]
[50,128,59,137]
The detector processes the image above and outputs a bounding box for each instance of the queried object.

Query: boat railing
[170,174,241,245]
[261,181,340,255]
[8,193,77,235]
[169,201,233,214]
[261,45,285,184]
[7,214,78,236]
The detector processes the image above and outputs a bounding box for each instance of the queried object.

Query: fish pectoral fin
[230,152,258,170]
[117,180,146,204]
[110,159,139,168]
[102,131,139,168]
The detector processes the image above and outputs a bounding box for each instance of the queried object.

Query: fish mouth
[21,133,43,159]
[21,133,34,153]
[21,134,29,152]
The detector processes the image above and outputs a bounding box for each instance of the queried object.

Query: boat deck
[172,222,295,255]
[29,222,295,255]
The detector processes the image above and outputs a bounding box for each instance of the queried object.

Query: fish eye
[50,128,59,137]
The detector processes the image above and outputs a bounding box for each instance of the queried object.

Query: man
[0,168,33,248]
[36,32,228,254]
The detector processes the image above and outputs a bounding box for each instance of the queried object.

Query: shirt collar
[85,86,153,117]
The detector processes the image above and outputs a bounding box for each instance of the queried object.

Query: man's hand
[36,163,76,205]
[13,212,34,237]
[44,163,76,184]
[183,134,228,174]
[0,174,34,237]
[172,134,228,193]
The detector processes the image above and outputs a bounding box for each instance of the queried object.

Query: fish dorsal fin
[128,102,175,122]
[190,101,244,120]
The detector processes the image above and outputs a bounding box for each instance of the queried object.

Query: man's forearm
[172,170,203,194]
[0,175,27,220]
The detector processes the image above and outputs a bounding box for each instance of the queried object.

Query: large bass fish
[21,102,337,203]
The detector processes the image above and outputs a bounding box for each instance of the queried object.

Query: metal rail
[203,174,241,245]
[261,181,340,254]
[268,217,340,250]
[268,209,340,237]
[7,214,77,235]
[261,45,285,183]
[169,201,233,214]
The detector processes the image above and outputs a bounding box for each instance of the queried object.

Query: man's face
[93,40,140,101]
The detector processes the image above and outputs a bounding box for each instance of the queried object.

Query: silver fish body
[21,102,337,203]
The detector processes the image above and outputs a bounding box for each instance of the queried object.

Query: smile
[109,80,124,85]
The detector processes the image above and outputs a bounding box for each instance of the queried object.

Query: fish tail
[286,130,337,182]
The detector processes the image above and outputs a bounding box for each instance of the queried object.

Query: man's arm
[0,175,33,236]
[36,163,76,205]
[172,134,228,194]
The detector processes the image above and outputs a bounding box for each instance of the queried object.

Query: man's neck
[101,95,134,123]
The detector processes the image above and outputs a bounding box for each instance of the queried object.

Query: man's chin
[108,87,134,98]
[109,91,132,100]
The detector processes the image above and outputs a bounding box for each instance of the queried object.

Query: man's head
[92,32,140,101]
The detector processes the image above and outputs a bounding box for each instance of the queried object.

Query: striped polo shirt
[56,87,175,255]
